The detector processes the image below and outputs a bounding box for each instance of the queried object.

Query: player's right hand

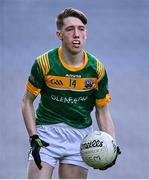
[29,134,49,170]
[98,146,121,170]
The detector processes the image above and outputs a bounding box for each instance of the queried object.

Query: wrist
[28,128,37,137]
[30,134,39,140]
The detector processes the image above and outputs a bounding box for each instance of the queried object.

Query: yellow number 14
[69,79,77,88]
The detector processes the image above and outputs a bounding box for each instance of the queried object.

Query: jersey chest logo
[50,79,63,85]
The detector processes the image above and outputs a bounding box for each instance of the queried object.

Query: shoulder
[85,50,105,80]
[35,48,58,75]
[36,48,58,63]
[85,51,104,66]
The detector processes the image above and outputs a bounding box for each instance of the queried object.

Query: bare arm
[22,91,37,136]
[95,104,115,139]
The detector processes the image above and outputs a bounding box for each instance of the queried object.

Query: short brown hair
[56,8,87,30]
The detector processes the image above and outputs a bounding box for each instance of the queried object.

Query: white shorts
[28,123,93,169]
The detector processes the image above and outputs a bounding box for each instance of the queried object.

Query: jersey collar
[58,47,88,72]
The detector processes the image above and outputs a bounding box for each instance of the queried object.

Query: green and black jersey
[26,47,111,128]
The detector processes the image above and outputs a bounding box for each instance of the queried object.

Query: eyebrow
[65,25,86,29]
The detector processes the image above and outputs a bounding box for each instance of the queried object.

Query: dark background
[0,0,149,178]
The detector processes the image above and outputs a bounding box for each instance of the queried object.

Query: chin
[70,47,83,54]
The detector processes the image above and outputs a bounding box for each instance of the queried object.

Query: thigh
[27,160,54,179]
[59,163,88,179]
[59,124,92,170]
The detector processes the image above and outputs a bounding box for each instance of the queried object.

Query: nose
[73,29,79,38]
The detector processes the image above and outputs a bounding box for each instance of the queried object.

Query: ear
[56,31,63,40]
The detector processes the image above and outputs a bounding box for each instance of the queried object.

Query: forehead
[63,17,85,27]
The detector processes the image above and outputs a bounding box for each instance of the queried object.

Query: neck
[61,47,84,68]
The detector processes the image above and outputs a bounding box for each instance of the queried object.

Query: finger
[41,140,49,147]
[32,148,42,170]
[98,167,108,170]
[117,146,121,154]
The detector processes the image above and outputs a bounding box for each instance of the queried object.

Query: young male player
[22,8,121,179]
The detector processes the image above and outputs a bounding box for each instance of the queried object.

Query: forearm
[22,94,37,136]
[96,105,115,139]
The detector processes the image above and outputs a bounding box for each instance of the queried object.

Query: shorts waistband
[37,123,93,131]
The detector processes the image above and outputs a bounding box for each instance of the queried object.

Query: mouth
[72,40,81,48]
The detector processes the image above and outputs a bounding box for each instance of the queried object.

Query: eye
[67,28,72,31]
[79,27,85,31]
[66,27,74,31]
[81,28,85,31]
[79,26,85,31]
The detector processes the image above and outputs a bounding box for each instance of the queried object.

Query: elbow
[21,95,27,112]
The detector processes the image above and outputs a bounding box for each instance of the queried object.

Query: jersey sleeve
[95,62,111,107]
[26,59,44,96]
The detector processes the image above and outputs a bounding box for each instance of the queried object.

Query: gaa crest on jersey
[84,78,94,89]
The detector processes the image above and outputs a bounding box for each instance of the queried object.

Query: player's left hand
[99,146,121,170]
[29,134,49,170]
